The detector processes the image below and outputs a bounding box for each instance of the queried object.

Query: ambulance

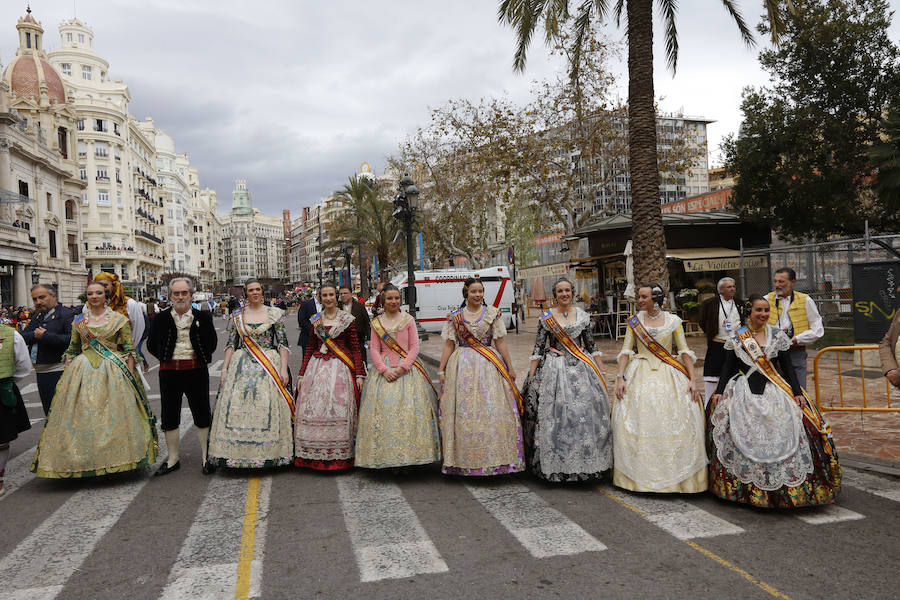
[389,266,516,333]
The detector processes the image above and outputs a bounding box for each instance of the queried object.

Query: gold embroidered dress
[613,311,707,492]
[31,312,158,478]
[208,306,293,468]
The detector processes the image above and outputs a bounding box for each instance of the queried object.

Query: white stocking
[196,427,210,464]
[164,430,180,467]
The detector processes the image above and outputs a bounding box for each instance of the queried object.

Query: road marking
[159,475,272,599]
[19,383,37,395]
[843,467,900,503]
[148,394,161,400]
[25,402,42,408]
[28,418,44,425]
[209,360,224,379]
[0,445,37,501]
[601,486,744,539]
[599,488,791,599]
[465,481,606,558]
[338,472,448,582]
[146,363,159,372]
[0,410,192,598]
[793,504,865,525]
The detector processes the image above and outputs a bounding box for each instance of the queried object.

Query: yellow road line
[598,488,791,600]
[235,477,261,600]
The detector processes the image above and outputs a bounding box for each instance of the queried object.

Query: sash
[371,316,438,396]
[74,314,154,422]
[540,310,608,394]
[734,328,834,446]
[310,312,359,396]
[452,309,523,413]
[627,315,692,381]
[233,309,294,415]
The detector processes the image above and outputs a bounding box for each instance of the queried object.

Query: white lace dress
[613,311,707,493]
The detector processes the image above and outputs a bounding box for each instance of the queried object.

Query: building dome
[2,8,67,105]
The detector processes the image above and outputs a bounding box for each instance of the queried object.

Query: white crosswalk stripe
[18,383,37,396]
[0,410,193,599]
[466,481,606,558]
[794,504,865,525]
[0,445,37,501]
[159,475,272,599]
[601,486,745,539]
[338,472,448,582]
[843,468,900,503]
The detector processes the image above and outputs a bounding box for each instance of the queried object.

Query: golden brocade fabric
[31,312,158,478]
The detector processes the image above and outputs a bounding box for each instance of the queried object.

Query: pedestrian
[294,282,365,470]
[522,277,611,482]
[879,281,900,391]
[371,282,386,318]
[296,289,321,364]
[31,282,158,478]
[0,318,34,496]
[698,277,744,407]
[437,278,524,476]
[708,294,841,507]
[208,279,293,469]
[339,284,370,366]
[355,284,441,469]
[767,267,824,389]
[20,284,75,416]
[146,278,218,476]
[613,283,707,493]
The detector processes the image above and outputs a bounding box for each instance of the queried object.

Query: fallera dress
[208,306,294,468]
[294,310,365,470]
[708,325,841,507]
[613,311,707,493]
[440,305,524,476]
[355,313,441,468]
[522,308,612,482]
[31,311,158,478]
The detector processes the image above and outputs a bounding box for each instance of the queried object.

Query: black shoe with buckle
[154,461,180,476]
[202,460,216,475]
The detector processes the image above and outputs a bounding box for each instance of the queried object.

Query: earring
[653,302,660,311]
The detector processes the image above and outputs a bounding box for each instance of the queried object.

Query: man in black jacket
[147,278,217,476]
[698,277,744,407]
[339,285,370,366]
[21,284,75,415]
[296,290,321,361]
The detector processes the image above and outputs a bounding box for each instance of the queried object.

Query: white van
[389,266,516,333]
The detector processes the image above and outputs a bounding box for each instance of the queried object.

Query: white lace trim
[617,349,635,359]
[529,354,542,361]
[679,349,698,362]
[591,351,603,358]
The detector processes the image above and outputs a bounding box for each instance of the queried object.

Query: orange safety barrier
[813,345,899,412]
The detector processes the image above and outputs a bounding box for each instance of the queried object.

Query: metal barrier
[813,345,899,412]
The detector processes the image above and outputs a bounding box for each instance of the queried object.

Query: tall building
[289,211,307,288]
[0,9,87,305]
[220,180,285,287]
[47,17,165,297]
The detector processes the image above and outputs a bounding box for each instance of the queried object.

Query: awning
[665,247,768,272]
[665,247,739,260]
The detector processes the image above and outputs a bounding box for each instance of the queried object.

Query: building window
[98,192,110,205]
[78,33,85,44]
[57,127,68,158]
[49,230,57,258]
[113,123,120,136]
[46,192,53,212]
[25,32,31,48]
[18,180,28,199]
[93,119,105,132]
[97,168,108,180]
[77,119,85,131]
[61,63,71,76]
[68,234,78,262]
[65,200,76,220]
[82,65,92,80]
[95,142,108,157]
[66,33,72,42]
[79,168,87,180]
[81,193,88,205]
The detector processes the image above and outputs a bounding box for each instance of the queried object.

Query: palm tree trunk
[627,0,670,290]
[358,247,369,297]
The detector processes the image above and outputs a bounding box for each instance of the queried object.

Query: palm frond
[719,0,755,48]
[763,0,788,45]
[613,0,624,27]
[656,0,679,73]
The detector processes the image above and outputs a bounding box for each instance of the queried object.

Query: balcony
[135,229,163,244]
[96,176,110,183]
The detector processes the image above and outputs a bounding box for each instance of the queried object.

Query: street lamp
[341,241,353,290]
[393,173,427,339]
[329,258,336,283]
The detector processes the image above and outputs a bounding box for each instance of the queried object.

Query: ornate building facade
[220,180,285,288]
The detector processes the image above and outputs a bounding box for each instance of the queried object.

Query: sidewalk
[419,316,900,469]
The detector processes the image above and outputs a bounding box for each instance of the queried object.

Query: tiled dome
[6,55,66,104]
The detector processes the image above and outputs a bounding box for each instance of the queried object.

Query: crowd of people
[0,267,859,512]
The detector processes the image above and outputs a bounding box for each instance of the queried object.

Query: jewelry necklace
[748,322,766,334]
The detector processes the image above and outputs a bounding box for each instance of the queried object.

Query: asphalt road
[2,315,899,600]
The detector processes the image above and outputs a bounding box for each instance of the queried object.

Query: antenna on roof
[73,0,77,18]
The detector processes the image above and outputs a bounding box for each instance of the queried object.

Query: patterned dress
[613,311,707,493]
[440,305,524,476]
[356,313,441,468]
[708,325,841,507]
[522,308,612,482]
[31,312,158,478]
[208,307,294,468]
[294,310,365,470]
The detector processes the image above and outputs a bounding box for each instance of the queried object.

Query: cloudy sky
[4,1,899,218]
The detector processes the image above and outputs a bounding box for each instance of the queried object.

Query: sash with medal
[233,309,294,415]
[310,312,360,397]
[626,315,701,408]
[451,309,523,413]
[540,310,608,394]
[371,316,438,396]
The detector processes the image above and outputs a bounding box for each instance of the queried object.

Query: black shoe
[202,461,216,475]
[155,461,181,476]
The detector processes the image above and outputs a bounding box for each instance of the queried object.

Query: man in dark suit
[698,277,744,407]
[339,285,370,366]
[21,284,75,415]
[297,291,321,361]
[147,278,217,476]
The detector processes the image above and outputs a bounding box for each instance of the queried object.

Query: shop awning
[666,247,768,272]
[665,247,739,260]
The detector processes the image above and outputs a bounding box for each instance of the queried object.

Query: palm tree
[498,0,789,287]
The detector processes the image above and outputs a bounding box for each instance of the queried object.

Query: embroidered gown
[708,325,841,507]
[613,311,707,493]
[31,312,158,478]
[208,306,294,468]
[356,313,441,468]
[440,305,524,476]
[522,308,612,482]
[294,310,365,470]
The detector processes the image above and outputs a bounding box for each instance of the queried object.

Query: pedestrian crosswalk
[0,461,898,598]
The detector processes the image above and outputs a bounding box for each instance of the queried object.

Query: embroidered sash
[541,310,608,394]
[371,316,438,396]
[452,309,523,413]
[311,312,359,396]
[627,315,692,381]
[234,309,294,415]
